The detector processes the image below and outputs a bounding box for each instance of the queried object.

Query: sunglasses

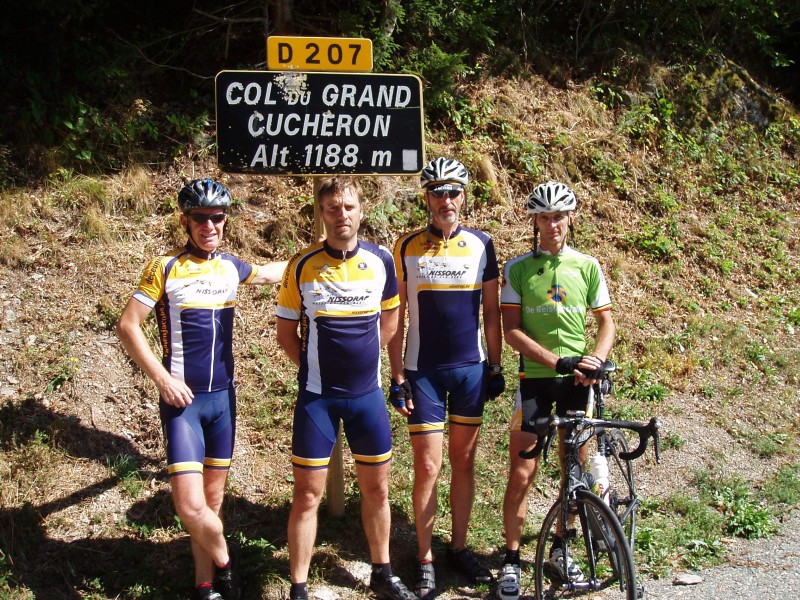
[188,213,227,224]
[428,189,462,199]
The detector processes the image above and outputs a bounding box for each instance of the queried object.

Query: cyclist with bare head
[495,181,615,600]
[276,177,415,600]
[116,178,287,600]
[388,157,503,598]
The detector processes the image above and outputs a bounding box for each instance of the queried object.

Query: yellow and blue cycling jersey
[132,243,256,393]
[276,240,399,397]
[393,224,499,370]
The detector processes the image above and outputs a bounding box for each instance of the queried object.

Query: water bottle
[582,471,600,495]
[588,453,610,505]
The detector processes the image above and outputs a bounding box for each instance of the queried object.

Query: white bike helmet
[526,181,577,214]
[420,157,469,188]
[178,178,232,213]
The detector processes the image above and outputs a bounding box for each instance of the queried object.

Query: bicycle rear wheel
[606,429,637,549]
[533,490,637,600]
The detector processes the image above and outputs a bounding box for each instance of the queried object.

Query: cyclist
[276,177,415,600]
[116,178,288,600]
[495,181,616,600]
[387,157,503,598]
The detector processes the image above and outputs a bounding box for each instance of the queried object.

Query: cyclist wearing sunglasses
[388,157,503,598]
[495,181,616,599]
[116,178,287,600]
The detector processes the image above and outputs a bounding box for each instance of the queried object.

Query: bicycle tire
[533,489,637,600]
[606,428,637,549]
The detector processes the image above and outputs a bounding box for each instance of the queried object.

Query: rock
[673,573,703,585]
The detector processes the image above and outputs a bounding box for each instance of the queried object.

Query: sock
[503,548,521,566]
[290,582,308,599]
[419,559,433,565]
[372,562,393,579]
[196,582,214,593]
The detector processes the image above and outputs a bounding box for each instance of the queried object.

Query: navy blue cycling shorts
[159,387,236,476]
[291,387,392,469]
[405,362,487,435]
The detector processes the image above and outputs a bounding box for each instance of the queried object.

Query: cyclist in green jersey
[495,182,616,600]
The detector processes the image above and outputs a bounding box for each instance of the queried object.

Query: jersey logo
[548,285,567,303]
[358,261,368,270]
[458,240,467,248]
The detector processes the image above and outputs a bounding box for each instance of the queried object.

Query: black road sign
[215,71,425,175]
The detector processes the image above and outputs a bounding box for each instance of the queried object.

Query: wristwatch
[488,364,503,375]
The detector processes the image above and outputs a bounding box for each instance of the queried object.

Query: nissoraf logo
[314,294,370,305]
[426,269,467,279]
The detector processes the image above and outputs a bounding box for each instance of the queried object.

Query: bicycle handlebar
[518,413,662,462]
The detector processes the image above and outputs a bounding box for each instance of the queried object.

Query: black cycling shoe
[369,573,417,600]
[194,585,223,600]
[446,547,495,585]
[414,561,436,599]
[214,541,243,600]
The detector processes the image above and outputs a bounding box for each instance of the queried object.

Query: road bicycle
[519,363,661,599]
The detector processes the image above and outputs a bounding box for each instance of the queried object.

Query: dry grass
[0,69,799,599]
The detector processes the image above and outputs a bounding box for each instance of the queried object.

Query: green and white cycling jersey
[501,245,612,379]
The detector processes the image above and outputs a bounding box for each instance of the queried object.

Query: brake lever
[618,417,661,461]
[518,416,556,459]
[653,421,662,464]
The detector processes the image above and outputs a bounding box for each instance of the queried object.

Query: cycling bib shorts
[405,362,487,435]
[159,386,236,476]
[291,387,392,470]
[510,377,590,433]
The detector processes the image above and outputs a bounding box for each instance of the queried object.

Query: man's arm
[501,305,560,370]
[482,278,502,365]
[116,297,194,407]
[249,260,289,285]
[574,309,617,386]
[386,281,407,381]
[276,317,302,367]
[380,306,399,349]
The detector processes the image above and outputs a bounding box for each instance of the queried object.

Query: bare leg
[448,424,481,550]
[288,467,328,583]
[502,430,539,552]
[355,461,393,564]
[171,470,230,586]
[410,433,444,561]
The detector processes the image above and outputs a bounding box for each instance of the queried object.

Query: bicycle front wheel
[606,429,637,549]
[533,490,637,600]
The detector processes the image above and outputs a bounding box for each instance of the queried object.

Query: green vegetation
[0,1,799,598]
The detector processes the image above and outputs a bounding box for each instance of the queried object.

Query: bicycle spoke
[606,429,637,549]
[533,491,637,599]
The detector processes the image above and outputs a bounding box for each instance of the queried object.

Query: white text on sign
[215,71,424,175]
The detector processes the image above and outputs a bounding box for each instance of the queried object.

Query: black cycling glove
[555,356,582,375]
[486,373,506,400]
[388,378,413,409]
[580,357,606,380]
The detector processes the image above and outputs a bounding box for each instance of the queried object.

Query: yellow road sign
[267,36,373,72]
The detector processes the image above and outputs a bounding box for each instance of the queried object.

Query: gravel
[641,509,800,599]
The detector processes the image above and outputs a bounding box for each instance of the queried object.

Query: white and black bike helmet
[178,178,232,213]
[420,157,469,188]
[526,181,577,214]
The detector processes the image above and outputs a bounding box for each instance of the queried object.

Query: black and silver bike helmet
[178,178,232,213]
[420,157,469,188]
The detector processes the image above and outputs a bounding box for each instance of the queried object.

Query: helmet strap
[533,226,540,258]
